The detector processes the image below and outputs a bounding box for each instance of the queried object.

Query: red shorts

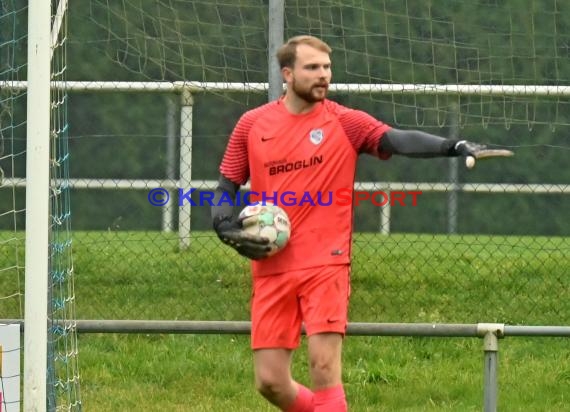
[250,264,351,350]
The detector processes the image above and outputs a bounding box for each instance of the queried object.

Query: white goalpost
[24,0,52,409]
[22,1,79,411]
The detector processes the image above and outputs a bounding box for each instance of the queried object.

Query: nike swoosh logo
[261,136,275,142]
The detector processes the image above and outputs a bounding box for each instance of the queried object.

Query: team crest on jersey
[309,129,324,145]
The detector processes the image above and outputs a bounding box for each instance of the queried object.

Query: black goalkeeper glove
[213,216,271,260]
[449,140,487,157]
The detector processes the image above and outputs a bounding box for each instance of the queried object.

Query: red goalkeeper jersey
[220,98,391,276]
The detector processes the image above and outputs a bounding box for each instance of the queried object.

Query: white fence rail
[4,177,569,239]
[4,80,570,96]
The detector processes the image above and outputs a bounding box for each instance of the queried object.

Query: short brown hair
[276,35,332,69]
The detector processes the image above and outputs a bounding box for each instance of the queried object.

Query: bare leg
[308,333,347,411]
[307,333,343,389]
[253,348,298,410]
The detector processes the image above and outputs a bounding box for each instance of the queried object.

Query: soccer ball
[238,203,291,256]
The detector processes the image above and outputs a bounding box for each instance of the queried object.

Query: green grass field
[1,231,570,410]
[78,333,570,411]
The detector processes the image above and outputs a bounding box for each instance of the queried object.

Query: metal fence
[2,80,569,326]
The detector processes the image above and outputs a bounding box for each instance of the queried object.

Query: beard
[291,78,328,103]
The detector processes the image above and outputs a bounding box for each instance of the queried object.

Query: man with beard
[211,35,489,411]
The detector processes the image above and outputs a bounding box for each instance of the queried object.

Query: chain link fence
[65,0,570,326]
[62,83,569,327]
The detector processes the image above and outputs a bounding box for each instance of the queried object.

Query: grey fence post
[478,323,504,412]
[179,88,193,249]
[380,197,391,235]
[268,0,285,101]
[448,103,459,233]
[163,94,177,232]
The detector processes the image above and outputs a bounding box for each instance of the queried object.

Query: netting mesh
[88,0,268,83]
[0,1,26,313]
[0,2,26,409]
[87,0,570,127]
[48,3,83,411]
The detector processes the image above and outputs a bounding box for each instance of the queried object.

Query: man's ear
[282,66,293,83]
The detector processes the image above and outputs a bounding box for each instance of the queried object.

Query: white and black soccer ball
[238,203,291,256]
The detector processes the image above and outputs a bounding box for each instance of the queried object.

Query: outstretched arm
[380,128,484,158]
[211,174,270,260]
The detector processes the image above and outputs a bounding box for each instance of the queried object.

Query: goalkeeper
[211,35,494,412]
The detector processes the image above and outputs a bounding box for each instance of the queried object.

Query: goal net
[87,0,570,127]
[48,2,82,410]
[0,2,27,409]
